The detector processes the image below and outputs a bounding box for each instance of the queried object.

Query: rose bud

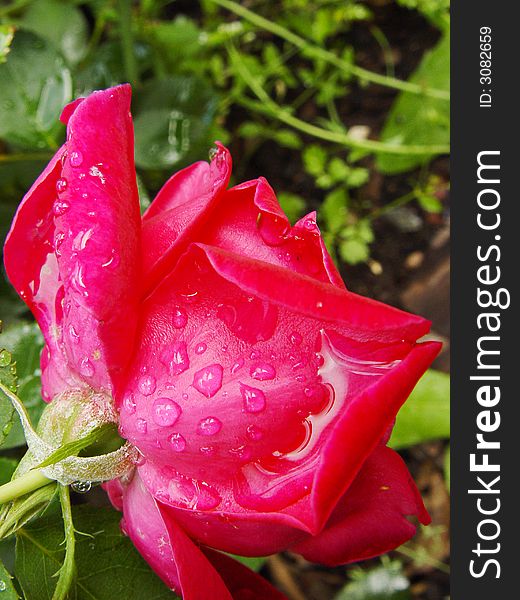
[4,85,440,599]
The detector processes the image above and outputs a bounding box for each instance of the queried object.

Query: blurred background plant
[0,1,450,598]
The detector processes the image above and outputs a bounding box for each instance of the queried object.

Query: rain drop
[195,342,207,355]
[71,481,92,493]
[79,357,94,377]
[136,418,148,434]
[56,178,68,194]
[250,363,276,381]
[168,433,186,452]
[53,199,70,216]
[172,307,188,329]
[240,384,266,413]
[193,364,223,398]
[123,393,136,415]
[246,425,264,441]
[153,398,182,427]
[69,150,83,167]
[197,416,222,436]
[138,374,156,396]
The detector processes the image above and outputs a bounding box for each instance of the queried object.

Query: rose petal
[5,85,141,398]
[196,178,345,288]
[141,142,232,293]
[291,445,430,564]
[119,243,438,538]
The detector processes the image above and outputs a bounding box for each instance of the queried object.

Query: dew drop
[231,357,244,374]
[56,178,68,194]
[161,341,190,375]
[153,398,182,426]
[246,424,264,441]
[138,374,156,396]
[169,433,186,452]
[0,349,11,367]
[195,342,207,355]
[123,393,136,414]
[136,418,148,434]
[71,481,92,493]
[69,150,83,167]
[290,331,303,346]
[199,445,215,456]
[193,364,223,398]
[250,363,276,381]
[240,384,266,413]
[79,357,94,377]
[197,416,222,436]
[53,199,70,216]
[172,306,188,329]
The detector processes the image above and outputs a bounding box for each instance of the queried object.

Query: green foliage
[15,505,176,600]
[18,0,89,65]
[0,322,45,449]
[389,369,450,448]
[377,32,450,174]
[0,457,17,486]
[0,24,14,63]
[0,348,17,447]
[0,30,70,149]
[0,558,18,599]
[335,559,410,600]
[133,77,217,170]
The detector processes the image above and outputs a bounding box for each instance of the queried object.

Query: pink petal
[203,549,288,600]
[291,445,431,564]
[197,179,345,288]
[119,243,438,540]
[141,142,232,293]
[4,85,141,398]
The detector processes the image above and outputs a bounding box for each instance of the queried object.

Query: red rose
[4,85,440,599]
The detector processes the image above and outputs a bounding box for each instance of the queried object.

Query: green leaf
[0,558,18,599]
[377,32,449,174]
[335,560,410,600]
[1,322,45,449]
[303,145,327,177]
[278,192,305,224]
[133,77,217,170]
[417,193,443,213]
[19,0,89,65]
[0,457,17,486]
[230,555,266,572]
[0,30,71,149]
[339,238,370,265]
[0,348,17,447]
[321,188,348,234]
[389,369,450,448]
[15,506,176,600]
[0,25,14,64]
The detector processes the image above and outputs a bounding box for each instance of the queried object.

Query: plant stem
[0,469,51,505]
[230,47,450,156]
[52,485,76,600]
[211,0,450,101]
[118,0,139,86]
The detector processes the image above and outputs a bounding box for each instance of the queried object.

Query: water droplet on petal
[195,342,207,355]
[197,416,222,436]
[231,357,244,374]
[250,363,276,381]
[56,178,68,194]
[138,374,156,396]
[79,357,94,377]
[172,307,188,329]
[153,398,182,426]
[193,364,223,398]
[70,150,83,167]
[123,393,136,414]
[240,384,266,413]
[200,445,215,456]
[161,341,190,375]
[246,425,264,441]
[136,418,148,434]
[53,199,70,216]
[290,331,303,346]
[169,433,186,452]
